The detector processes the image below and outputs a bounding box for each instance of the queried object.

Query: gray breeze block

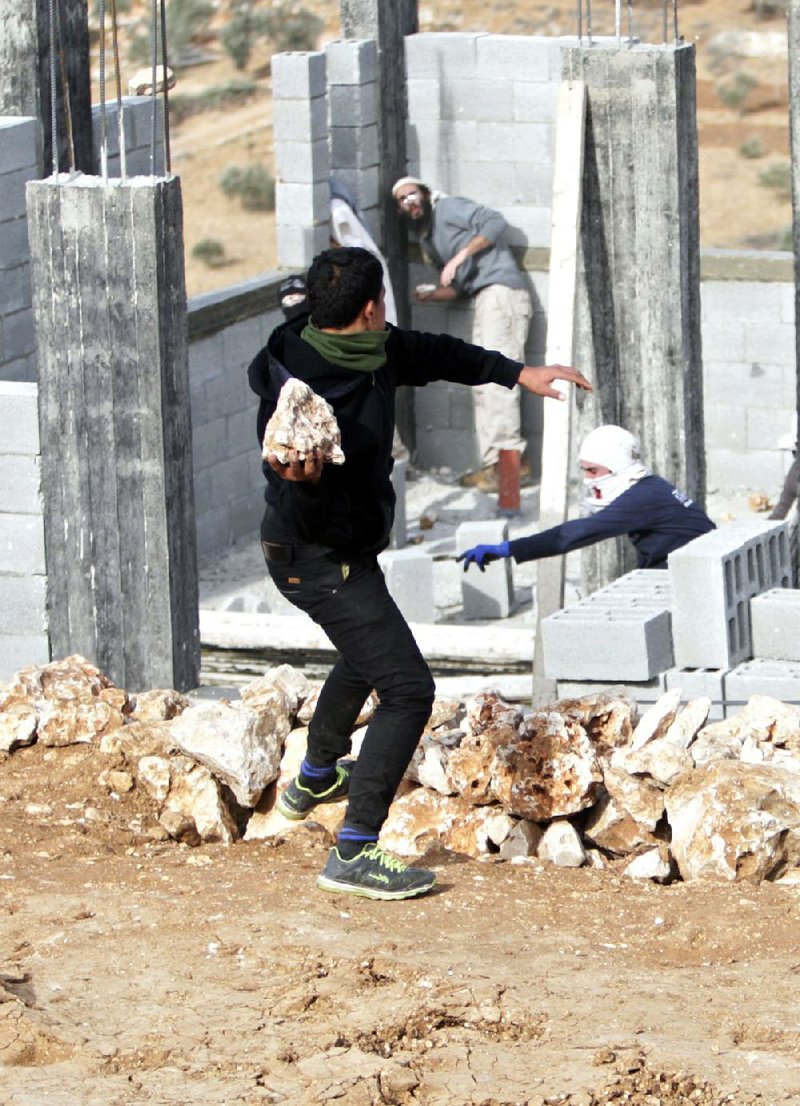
[542,606,673,682]
[378,547,435,624]
[668,519,791,670]
[750,587,800,662]
[724,657,800,707]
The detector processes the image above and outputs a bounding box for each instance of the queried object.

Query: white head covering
[579,425,650,513]
[391,175,428,199]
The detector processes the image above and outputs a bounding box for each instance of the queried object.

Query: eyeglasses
[398,190,423,208]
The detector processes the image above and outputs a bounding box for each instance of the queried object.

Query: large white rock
[169,701,283,807]
[537,820,585,868]
[666,759,800,882]
[582,793,659,856]
[491,711,603,821]
[610,737,694,787]
[498,819,543,860]
[663,697,712,748]
[623,847,673,882]
[158,759,238,844]
[262,378,345,465]
[240,664,310,722]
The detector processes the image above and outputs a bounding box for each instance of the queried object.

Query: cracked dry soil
[2,741,800,1105]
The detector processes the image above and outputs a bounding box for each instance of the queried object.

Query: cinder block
[744,321,796,364]
[0,574,47,633]
[0,382,39,454]
[0,168,37,223]
[0,217,31,271]
[442,80,513,122]
[389,459,407,550]
[271,51,327,100]
[0,633,50,682]
[456,520,513,620]
[542,607,673,681]
[725,658,800,706]
[699,315,746,361]
[405,33,484,80]
[276,223,330,270]
[512,80,560,122]
[325,38,377,84]
[0,454,40,513]
[701,280,784,324]
[378,548,435,624]
[275,139,330,185]
[0,117,41,174]
[476,35,555,81]
[275,180,330,226]
[328,168,378,211]
[406,78,442,122]
[556,674,667,705]
[0,264,32,315]
[330,125,379,170]
[192,417,229,471]
[329,84,377,128]
[4,308,34,359]
[668,520,791,670]
[477,122,550,164]
[663,666,727,719]
[272,97,328,144]
[750,588,800,661]
[0,515,45,574]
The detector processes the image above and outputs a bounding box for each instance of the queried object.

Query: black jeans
[266,549,435,835]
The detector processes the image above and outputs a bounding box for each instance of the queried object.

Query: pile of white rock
[2,655,800,884]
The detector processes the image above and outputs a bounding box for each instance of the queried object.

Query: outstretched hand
[266,448,323,483]
[457,542,510,573]
[518,364,592,400]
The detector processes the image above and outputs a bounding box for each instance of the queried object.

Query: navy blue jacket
[508,475,715,569]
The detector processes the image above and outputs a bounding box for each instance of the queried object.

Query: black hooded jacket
[247,314,521,557]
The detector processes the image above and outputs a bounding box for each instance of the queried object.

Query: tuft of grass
[715,71,757,113]
[169,79,257,124]
[192,238,226,267]
[739,136,764,160]
[219,164,276,212]
[758,160,792,202]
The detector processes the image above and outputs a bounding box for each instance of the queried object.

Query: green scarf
[301,321,389,372]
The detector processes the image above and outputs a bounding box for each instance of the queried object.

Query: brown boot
[459,464,499,493]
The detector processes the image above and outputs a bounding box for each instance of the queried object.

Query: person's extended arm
[458,498,637,571]
[440,234,493,287]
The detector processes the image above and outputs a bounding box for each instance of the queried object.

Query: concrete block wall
[326,38,380,231]
[700,252,796,496]
[668,519,791,670]
[750,588,800,661]
[0,382,49,680]
[0,117,40,385]
[92,96,166,178]
[187,280,284,559]
[272,51,331,269]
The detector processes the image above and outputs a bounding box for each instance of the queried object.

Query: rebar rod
[160,0,172,173]
[110,0,127,181]
[48,0,58,175]
[150,0,159,174]
[99,0,108,180]
[55,0,75,173]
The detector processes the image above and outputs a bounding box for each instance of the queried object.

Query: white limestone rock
[240,664,310,722]
[498,819,543,860]
[169,700,283,808]
[629,689,682,750]
[663,696,712,748]
[537,820,586,868]
[666,759,800,882]
[158,759,238,845]
[610,736,694,787]
[623,846,673,882]
[262,378,345,465]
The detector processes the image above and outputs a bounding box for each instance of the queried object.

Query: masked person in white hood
[459,425,715,572]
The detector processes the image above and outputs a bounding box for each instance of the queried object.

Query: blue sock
[337,825,378,860]
[298,758,337,791]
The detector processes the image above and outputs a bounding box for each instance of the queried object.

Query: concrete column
[26,176,200,692]
[562,43,704,594]
[0,0,93,174]
[340,0,418,452]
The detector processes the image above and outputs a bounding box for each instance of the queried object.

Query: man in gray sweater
[392,176,533,492]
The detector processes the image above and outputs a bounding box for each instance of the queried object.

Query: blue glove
[457,541,510,572]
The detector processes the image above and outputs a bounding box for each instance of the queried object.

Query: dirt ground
[4,737,800,1105]
[160,0,794,297]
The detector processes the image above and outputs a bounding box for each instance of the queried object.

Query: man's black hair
[307,247,383,329]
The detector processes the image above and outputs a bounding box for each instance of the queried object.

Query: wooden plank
[532,80,587,707]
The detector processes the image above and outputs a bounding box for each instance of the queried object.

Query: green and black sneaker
[275,760,354,821]
[316,843,436,901]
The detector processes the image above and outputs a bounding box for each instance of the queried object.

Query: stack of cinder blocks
[0,382,49,679]
[1,117,39,385]
[272,39,382,271]
[542,519,799,710]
